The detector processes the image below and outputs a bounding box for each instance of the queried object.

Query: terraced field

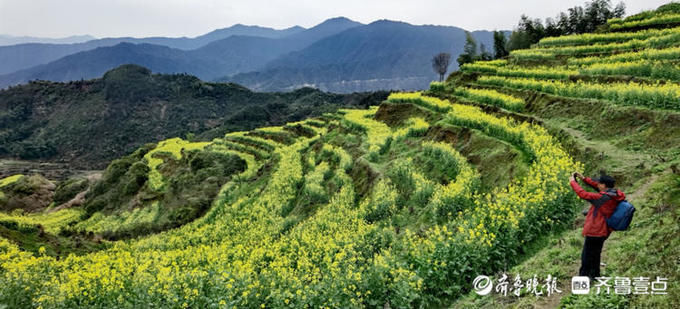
[1,6,680,309]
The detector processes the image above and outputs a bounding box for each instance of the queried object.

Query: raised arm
[583,177,600,190]
[570,179,602,201]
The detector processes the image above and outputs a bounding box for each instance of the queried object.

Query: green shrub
[122,162,149,195]
[53,178,89,205]
[104,158,134,185]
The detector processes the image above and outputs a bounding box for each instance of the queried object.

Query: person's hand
[574,172,585,180]
[569,174,576,182]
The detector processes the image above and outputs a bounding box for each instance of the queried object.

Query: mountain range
[226,21,500,92]
[0,34,96,46]
[0,22,314,75]
[0,17,503,93]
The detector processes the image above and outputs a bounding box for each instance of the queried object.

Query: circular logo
[473,275,493,295]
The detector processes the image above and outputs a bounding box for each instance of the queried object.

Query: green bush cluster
[79,143,246,239]
[53,178,89,205]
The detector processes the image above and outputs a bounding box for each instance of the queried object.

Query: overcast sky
[0,0,672,38]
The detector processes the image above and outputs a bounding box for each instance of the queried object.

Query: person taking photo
[569,172,626,279]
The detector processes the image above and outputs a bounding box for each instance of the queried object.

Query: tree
[457,31,478,66]
[463,31,478,56]
[507,15,545,51]
[544,17,562,37]
[521,15,546,45]
[431,53,451,82]
[584,0,616,32]
[493,31,508,59]
[506,0,626,50]
[557,12,571,34]
[613,2,626,18]
[506,29,532,51]
[568,6,587,34]
[480,44,493,61]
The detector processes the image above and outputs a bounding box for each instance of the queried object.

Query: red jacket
[570,177,625,238]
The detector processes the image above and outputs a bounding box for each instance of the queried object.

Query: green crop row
[477,76,680,111]
[512,31,680,60]
[451,87,525,112]
[461,62,575,80]
[537,26,680,47]
[579,60,680,81]
[568,46,680,65]
[610,13,680,31]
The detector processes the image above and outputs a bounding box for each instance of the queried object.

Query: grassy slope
[451,171,679,308]
[448,107,680,306]
[445,29,680,309]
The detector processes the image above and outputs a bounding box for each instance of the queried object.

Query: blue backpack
[606,200,636,231]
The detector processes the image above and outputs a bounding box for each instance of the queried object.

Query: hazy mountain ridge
[226,21,501,92]
[0,34,96,46]
[0,23,309,75]
[0,18,363,87]
[0,17,505,93]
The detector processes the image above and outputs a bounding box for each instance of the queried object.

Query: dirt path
[534,262,582,309]
[626,173,660,203]
[560,126,652,168]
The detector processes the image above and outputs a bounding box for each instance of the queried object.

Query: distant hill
[94,23,307,51]
[0,34,96,46]
[205,24,306,39]
[187,17,363,79]
[0,43,213,87]
[225,21,501,93]
[0,18,363,87]
[0,41,126,75]
[280,17,363,48]
[0,19,503,93]
[0,65,388,169]
[0,24,308,75]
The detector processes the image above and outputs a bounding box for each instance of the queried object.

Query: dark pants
[579,236,606,279]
